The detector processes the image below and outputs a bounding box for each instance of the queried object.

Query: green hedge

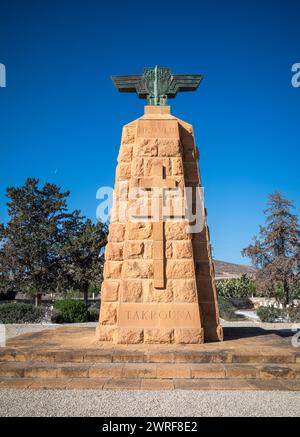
[0,303,44,323]
[256,305,285,322]
[257,305,300,323]
[52,300,89,323]
[217,275,256,299]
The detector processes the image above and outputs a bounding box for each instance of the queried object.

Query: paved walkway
[0,389,300,416]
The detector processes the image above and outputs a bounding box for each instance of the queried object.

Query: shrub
[218,297,240,321]
[88,306,99,322]
[257,304,300,323]
[0,303,44,323]
[256,305,284,323]
[52,300,88,323]
[217,275,256,299]
[287,306,300,323]
[290,284,300,300]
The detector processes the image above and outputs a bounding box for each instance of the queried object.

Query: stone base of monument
[0,326,299,390]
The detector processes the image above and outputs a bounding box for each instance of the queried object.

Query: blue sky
[0,0,299,265]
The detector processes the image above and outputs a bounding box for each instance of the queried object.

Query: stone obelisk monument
[97,66,223,344]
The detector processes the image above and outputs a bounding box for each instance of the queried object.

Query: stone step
[0,361,299,380]
[1,377,300,391]
[0,348,298,364]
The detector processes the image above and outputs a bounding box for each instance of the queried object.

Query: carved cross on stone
[139,163,177,289]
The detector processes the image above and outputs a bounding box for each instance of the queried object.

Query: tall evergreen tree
[242,192,300,304]
[0,178,82,304]
[57,219,107,305]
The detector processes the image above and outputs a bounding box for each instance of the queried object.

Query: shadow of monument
[223,326,293,341]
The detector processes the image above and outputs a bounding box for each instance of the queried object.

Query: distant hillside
[213,259,257,279]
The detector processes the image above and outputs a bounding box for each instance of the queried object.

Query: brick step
[0,348,298,364]
[0,362,299,380]
[1,376,300,391]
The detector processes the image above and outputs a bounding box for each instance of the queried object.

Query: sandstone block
[24,365,58,378]
[129,177,140,189]
[169,279,197,302]
[153,241,164,259]
[183,147,196,162]
[190,364,225,378]
[192,228,207,243]
[96,325,116,342]
[153,222,163,240]
[166,241,172,258]
[158,139,181,157]
[144,328,174,344]
[122,260,153,279]
[173,240,193,258]
[225,365,258,379]
[136,138,158,156]
[104,261,122,279]
[131,158,144,177]
[118,145,133,162]
[114,180,128,200]
[115,328,144,344]
[141,379,174,390]
[103,379,141,390]
[184,162,198,181]
[153,258,164,287]
[156,364,191,378]
[144,157,171,176]
[99,303,118,325]
[259,366,293,379]
[123,241,144,259]
[123,363,156,378]
[105,243,123,261]
[180,128,194,148]
[172,158,183,175]
[144,280,173,303]
[175,329,203,344]
[196,261,211,279]
[144,241,153,259]
[126,222,152,240]
[165,221,189,240]
[120,280,143,302]
[122,126,135,145]
[108,223,125,242]
[197,279,215,302]
[101,281,119,302]
[166,260,195,279]
[117,162,131,179]
[57,365,89,378]
[89,363,124,378]
[193,242,209,260]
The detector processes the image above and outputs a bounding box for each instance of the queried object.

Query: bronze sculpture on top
[112,65,203,106]
[97,66,223,344]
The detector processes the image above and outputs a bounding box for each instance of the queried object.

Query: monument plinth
[97,67,223,344]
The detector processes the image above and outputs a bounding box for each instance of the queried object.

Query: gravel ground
[0,389,300,417]
[3,323,97,340]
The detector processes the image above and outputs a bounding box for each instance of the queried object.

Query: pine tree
[0,178,82,304]
[57,219,107,305]
[242,192,300,305]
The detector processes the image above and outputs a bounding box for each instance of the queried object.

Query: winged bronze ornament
[111,66,203,106]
